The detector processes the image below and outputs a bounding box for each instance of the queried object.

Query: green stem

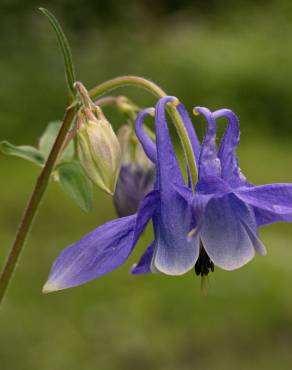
[94,95,122,107]
[167,104,198,186]
[89,76,167,100]
[0,106,75,304]
[89,75,198,186]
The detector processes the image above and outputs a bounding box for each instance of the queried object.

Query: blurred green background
[1,1,292,369]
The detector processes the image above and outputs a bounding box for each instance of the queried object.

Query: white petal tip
[42,280,61,294]
[258,249,267,257]
[153,261,190,276]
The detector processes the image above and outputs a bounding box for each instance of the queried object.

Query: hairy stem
[0,106,75,304]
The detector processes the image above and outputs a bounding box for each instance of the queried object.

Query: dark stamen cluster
[195,246,214,276]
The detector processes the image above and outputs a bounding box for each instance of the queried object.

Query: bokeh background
[1,1,292,369]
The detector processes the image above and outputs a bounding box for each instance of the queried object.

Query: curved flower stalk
[43,96,200,292]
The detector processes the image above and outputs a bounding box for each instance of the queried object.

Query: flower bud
[77,107,121,195]
[113,125,155,217]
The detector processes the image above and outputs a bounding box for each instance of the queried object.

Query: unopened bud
[113,125,155,217]
[77,107,121,195]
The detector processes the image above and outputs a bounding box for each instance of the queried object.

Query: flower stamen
[194,244,214,277]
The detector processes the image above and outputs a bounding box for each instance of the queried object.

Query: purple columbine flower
[175,107,292,274]
[43,96,200,292]
[43,96,292,293]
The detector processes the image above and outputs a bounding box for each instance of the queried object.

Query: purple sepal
[131,242,155,275]
[43,190,159,292]
[151,97,199,275]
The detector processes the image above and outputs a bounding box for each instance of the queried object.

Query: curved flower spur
[177,107,292,274]
[42,96,200,292]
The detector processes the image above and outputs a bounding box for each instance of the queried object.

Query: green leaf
[57,161,93,212]
[39,8,76,99]
[0,141,44,166]
[39,121,74,162]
